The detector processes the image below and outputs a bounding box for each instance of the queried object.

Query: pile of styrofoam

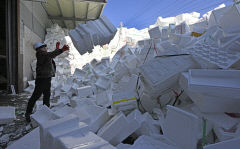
[20,3,240,149]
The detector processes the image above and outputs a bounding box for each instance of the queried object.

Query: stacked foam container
[17,4,240,149]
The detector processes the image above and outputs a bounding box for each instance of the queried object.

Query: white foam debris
[0,107,16,125]
[21,3,240,149]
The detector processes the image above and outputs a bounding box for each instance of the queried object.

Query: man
[25,42,69,122]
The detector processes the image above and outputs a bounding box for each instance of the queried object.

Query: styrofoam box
[163,105,201,149]
[40,115,82,149]
[188,69,240,97]
[56,131,110,149]
[203,137,240,149]
[77,86,93,98]
[31,105,60,126]
[112,91,137,108]
[139,55,198,97]
[97,112,128,142]
[0,106,16,124]
[109,110,142,145]
[148,26,162,39]
[7,127,40,149]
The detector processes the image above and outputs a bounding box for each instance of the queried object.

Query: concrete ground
[0,91,35,149]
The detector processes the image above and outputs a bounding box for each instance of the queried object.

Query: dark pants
[26,77,51,114]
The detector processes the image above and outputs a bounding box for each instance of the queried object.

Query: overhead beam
[75,0,106,4]
[99,3,106,17]
[55,0,67,28]
[48,16,96,21]
[73,0,76,28]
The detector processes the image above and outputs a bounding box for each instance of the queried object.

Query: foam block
[163,105,202,149]
[31,105,60,126]
[7,127,40,149]
[0,106,16,124]
[97,112,128,143]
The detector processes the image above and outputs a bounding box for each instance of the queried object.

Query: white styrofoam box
[31,105,60,126]
[175,22,190,34]
[213,126,235,142]
[161,27,169,40]
[221,34,240,53]
[7,127,40,149]
[163,105,202,149]
[208,5,232,28]
[96,90,112,107]
[203,137,240,149]
[99,16,117,35]
[139,55,198,98]
[137,39,152,47]
[113,61,130,82]
[113,74,138,93]
[112,91,137,110]
[130,135,179,149]
[188,69,240,97]
[40,115,81,149]
[0,106,16,124]
[148,26,162,39]
[219,4,240,33]
[95,76,111,90]
[53,106,75,118]
[97,112,128,142]
[190,20,208,33]
[58,94,70,105]
[76,26,94,53]
[86,21,106,45]
[48,122,89,149]
[77,24,99,46]
[72,108,91,124]
[77,86,93,97]
[89,108,111,133]
[135,112,160,137]
[56,131,110,149]
[110,110,142,145]
[70,96,96,108]
[139,92,159,113]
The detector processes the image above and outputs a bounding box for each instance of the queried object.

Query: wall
[19,0,52,91]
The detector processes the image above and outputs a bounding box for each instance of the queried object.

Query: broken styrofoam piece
[56,131,113,149]
[110,109,142,145]
[31,105,60,126]
[130,135,179,149]
[40,115,83,149]
[97,112,128,143]
[77,86,93,98]
[188,69,240,97]
[0,106,16,125]
[163,105,202,149]
[112,91,138,112]
[139,55,199,98]
[203,137,240,149]
[7,127,40,149]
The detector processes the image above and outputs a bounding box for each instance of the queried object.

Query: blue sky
[102,0,233,29]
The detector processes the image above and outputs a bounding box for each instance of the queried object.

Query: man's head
[33,42,47,52]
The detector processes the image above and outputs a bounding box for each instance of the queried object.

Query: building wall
[19,0,52,91]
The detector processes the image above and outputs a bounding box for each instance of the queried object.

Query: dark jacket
[36,49,63,78]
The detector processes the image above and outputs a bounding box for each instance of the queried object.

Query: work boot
[25,113,31,123]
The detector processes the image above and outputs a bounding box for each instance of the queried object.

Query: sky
[102,0,234,29]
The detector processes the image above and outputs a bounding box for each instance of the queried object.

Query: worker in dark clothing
[25,42,69,122]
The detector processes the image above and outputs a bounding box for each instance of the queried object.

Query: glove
[56,42,60,49]
[62,45,69,51]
